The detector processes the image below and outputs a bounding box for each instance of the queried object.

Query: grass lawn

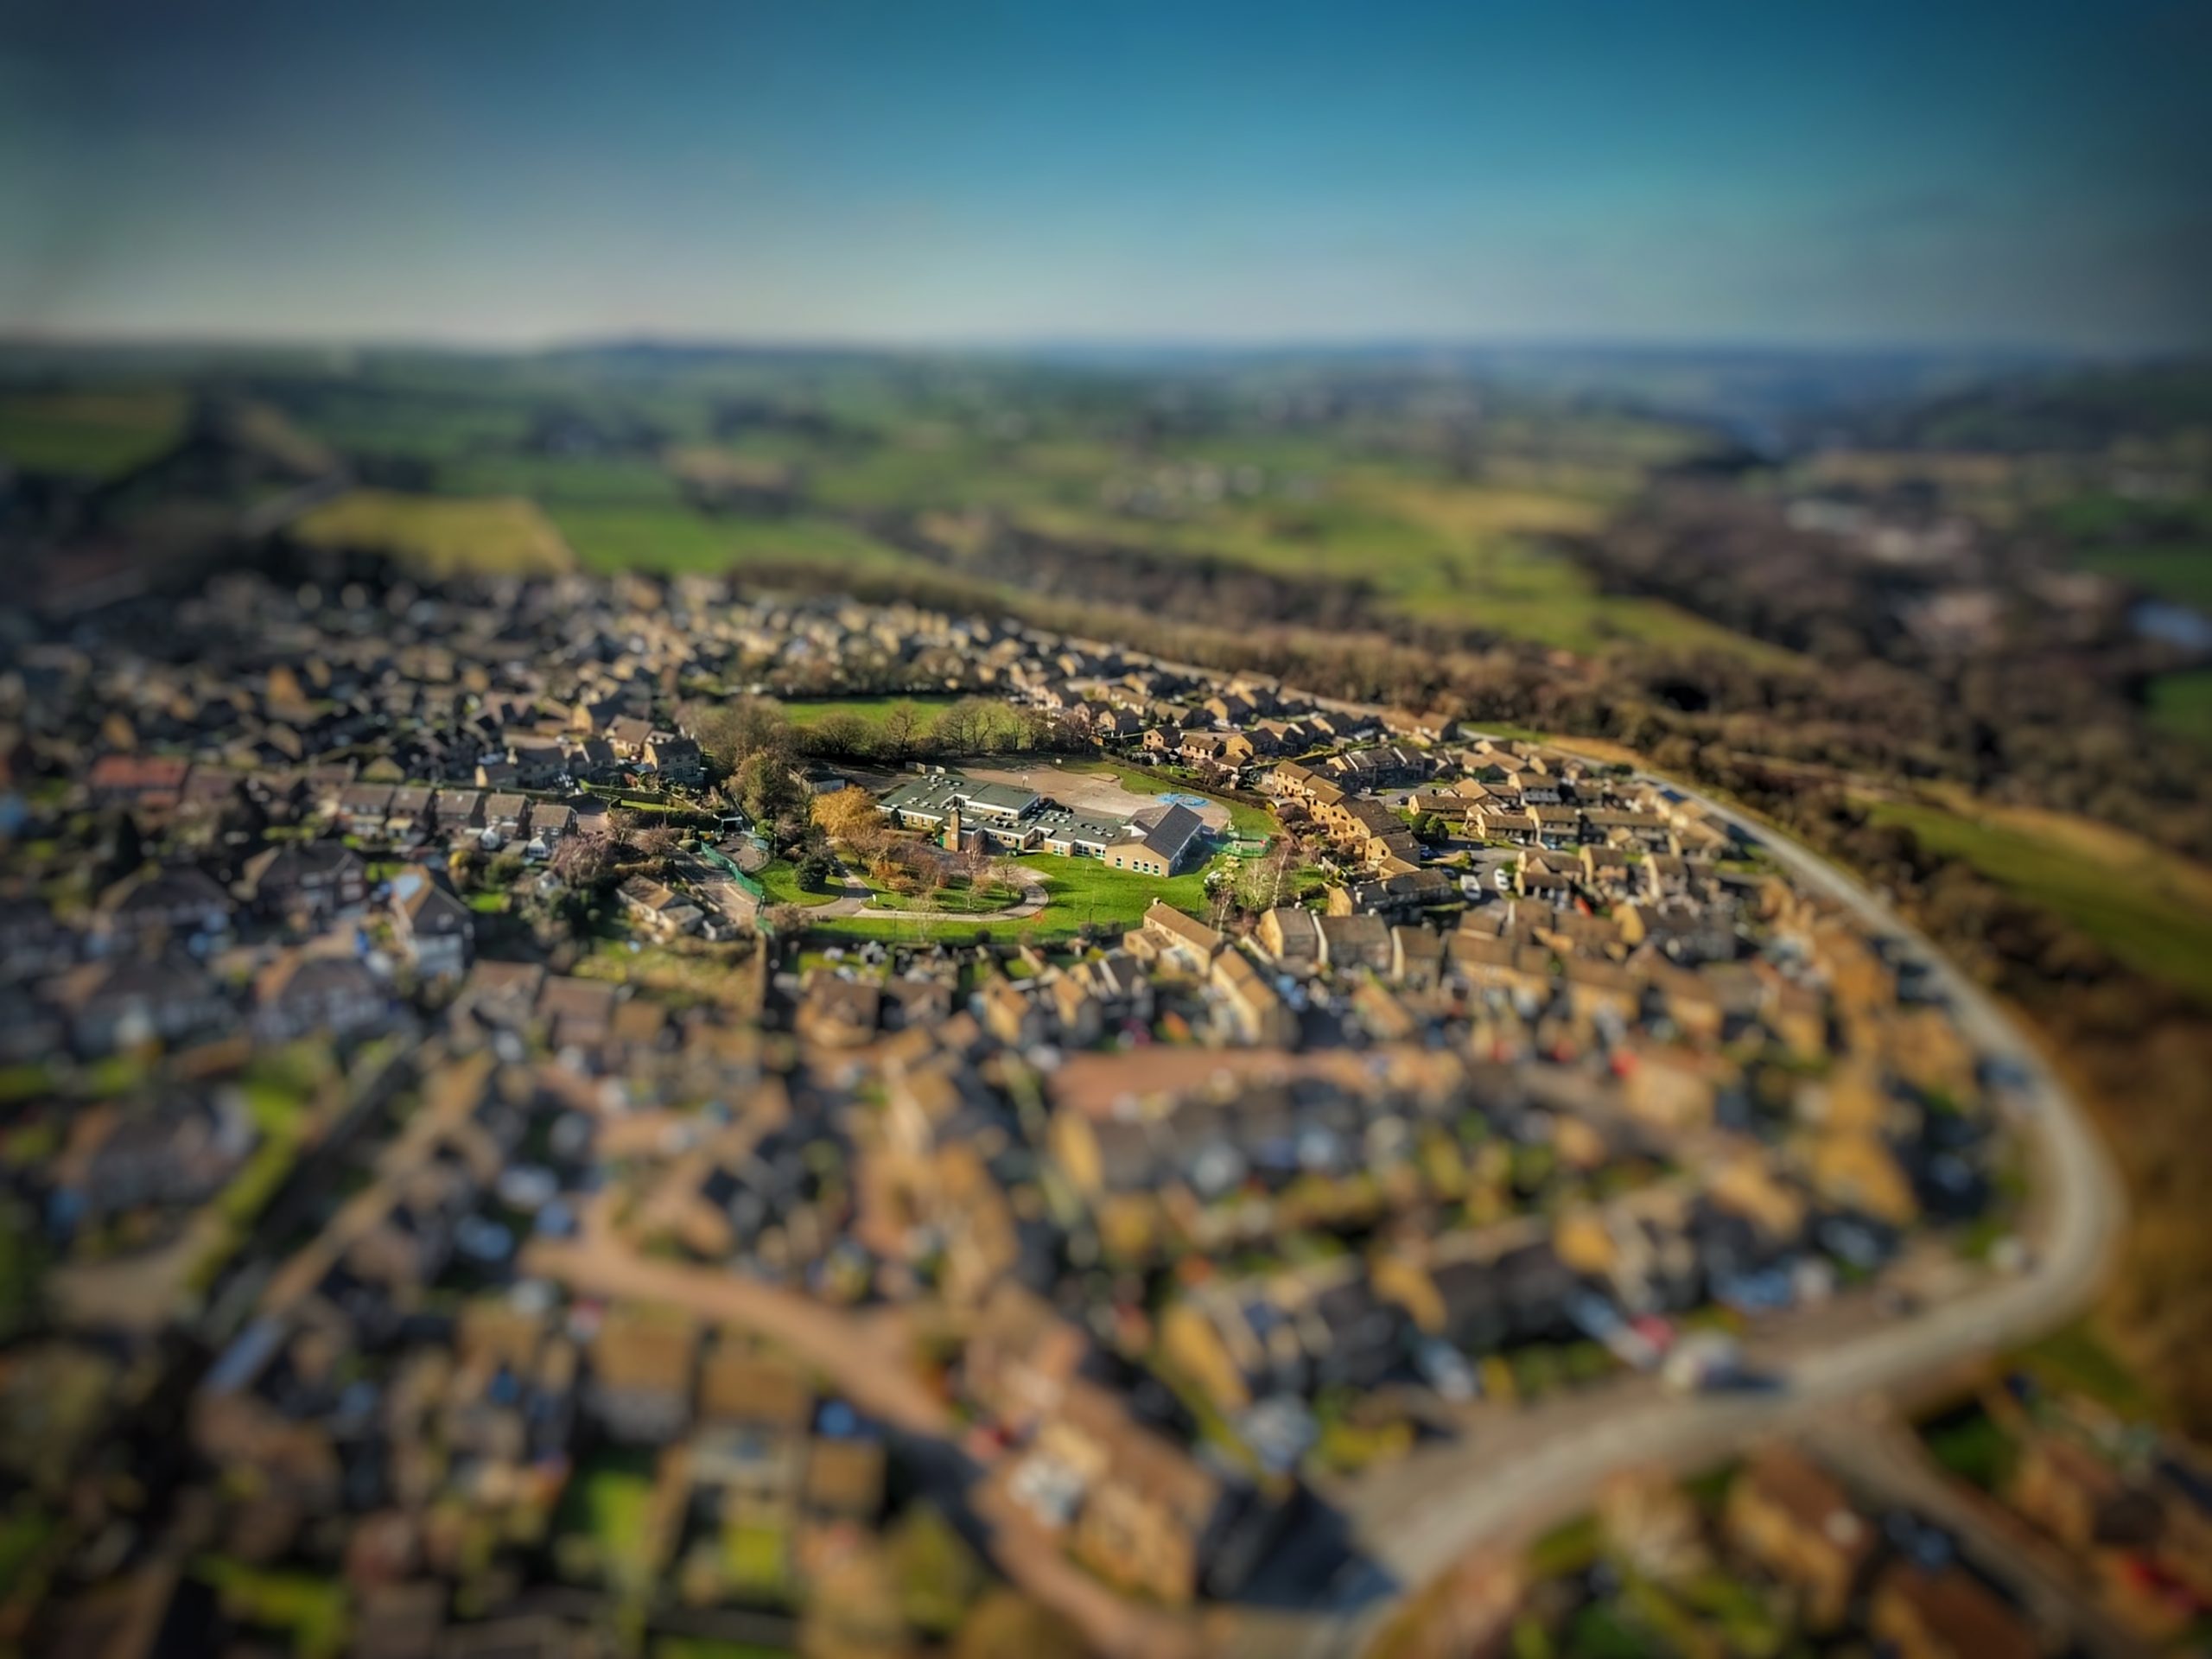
[575,938,759,1006]
[197,1559,348,1659]
[1012,851,1213,927]
[2147,668,2212,745]
[1526,1512,1602,1580]
[808,911,1054,943]
[294,488,572,576]
[1869,798,2212,1005]
[0,388,188,478]
[2012,1318,2160,1420]
[810,846,1224,943]
[756,859,837,906]
[722,1521,790,1595]
[555,1452,658,1591]
[0,1505,53,1602]
[1920,1403,2019,1491]
[656,1639,792,1659]
[868,875,1020,914]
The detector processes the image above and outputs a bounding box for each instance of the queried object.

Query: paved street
[1073,683,2129,1657]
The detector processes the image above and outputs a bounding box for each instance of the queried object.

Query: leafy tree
[812,785,887,845]
[1234,845,1292,913]
[803,710,874,761]
[874,699,933,763]
[932,697,993,757]
[795,843,839,889]
[737,750,804,826]
[687,696,793,777]
[549,834,612,887]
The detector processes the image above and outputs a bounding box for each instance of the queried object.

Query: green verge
[1867,799,2212,1006]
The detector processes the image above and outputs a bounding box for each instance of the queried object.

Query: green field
[1013,851,1213,924]
[2075,544,2212,608]
[0,346,1798,661]
[436,452,685,507]
[549,504,916,575]
[1015,473,1783,660]
[785,695,962,728]
[0,388,188,478]
[1870,799,2212,1003]
[2147,669,2212,743]
[294,488,572,576]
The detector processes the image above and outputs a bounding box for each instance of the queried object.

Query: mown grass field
[784,695,961,728]
[0,388,189,478]
[294,488,572,576]
[810,848,1224,942]
[1869,798,2212,1003]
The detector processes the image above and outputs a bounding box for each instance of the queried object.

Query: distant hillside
[1843,359,2212,453]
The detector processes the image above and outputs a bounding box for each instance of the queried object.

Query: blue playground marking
[1158,792,1211,810]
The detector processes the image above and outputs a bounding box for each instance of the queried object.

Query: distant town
[0,568,2200,1659]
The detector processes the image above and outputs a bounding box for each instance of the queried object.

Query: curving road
[1090,685,2129,1656]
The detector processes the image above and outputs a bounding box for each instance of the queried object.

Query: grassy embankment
[1866,797,2212,1006]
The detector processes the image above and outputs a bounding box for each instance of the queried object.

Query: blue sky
[2,0,2206,349]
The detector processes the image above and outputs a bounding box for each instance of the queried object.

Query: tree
[738,750,804,826]
[688,696,792,777]
[550,834,612,887]
[875,699,932,763]
[812,785,887,845]
[804,710,874,762]
[1234,844,1292,914]
[795,843,839,890]
[931,697,991,758]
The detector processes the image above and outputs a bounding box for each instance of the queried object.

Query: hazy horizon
[5,0,2209,353]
